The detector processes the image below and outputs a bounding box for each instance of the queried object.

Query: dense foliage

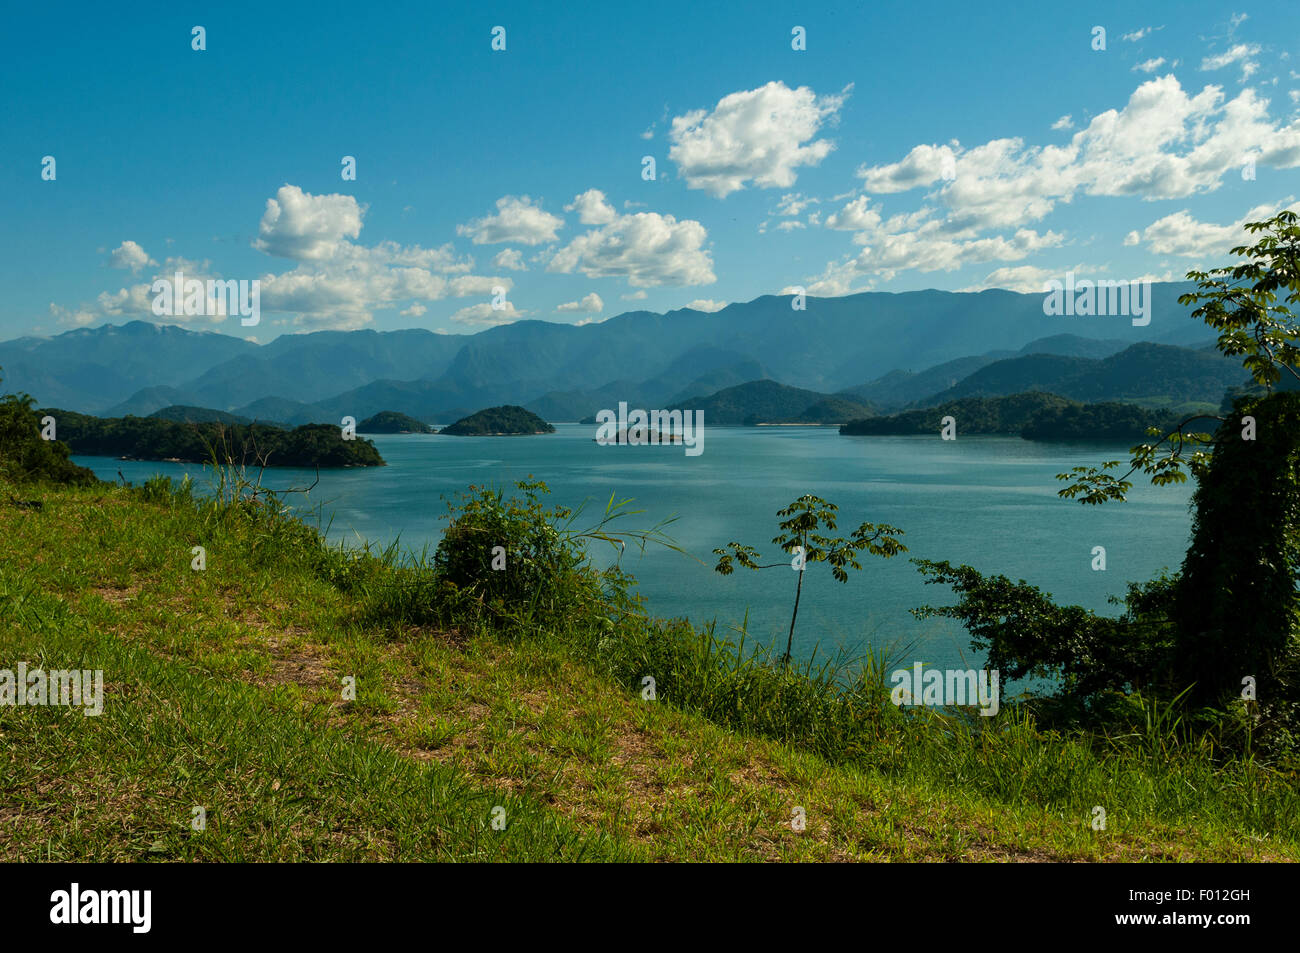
[440,405,554,435]
[912,560,1178,701]
[0,374,98,485]
[1020,401,1181,440]
[41,408,384,468]
[358,411,435,434]
[1174,392,1300,717]
[149,405,257,425]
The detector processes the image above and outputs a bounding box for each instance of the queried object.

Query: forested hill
[40,409,385,467]
[440,405,555,435]
[840,392,1181,440]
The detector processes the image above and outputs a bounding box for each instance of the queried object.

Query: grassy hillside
[0,471,1295,862]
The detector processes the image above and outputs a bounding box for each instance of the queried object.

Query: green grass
[1,475,1296,862]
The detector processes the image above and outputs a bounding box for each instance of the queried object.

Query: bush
[431,480,618,629]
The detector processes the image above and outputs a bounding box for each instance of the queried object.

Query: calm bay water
[78,424,1194,672]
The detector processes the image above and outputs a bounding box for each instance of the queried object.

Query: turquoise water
[77,424,1194,671]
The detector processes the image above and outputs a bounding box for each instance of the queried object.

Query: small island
[41,408,386,468]
[439,405,555,436]
[357,411,435,434]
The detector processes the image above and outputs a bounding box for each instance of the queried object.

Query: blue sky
[2,0,1298,341]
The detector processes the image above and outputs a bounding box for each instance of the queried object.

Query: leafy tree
[911,560,1178,699]
[1057,210,1299,504]
[713,495,906,664]
[1050,209,1300,718]
[1173,391,1300,708]
[0,370,97,486]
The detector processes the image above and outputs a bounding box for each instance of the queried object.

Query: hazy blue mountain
[838,354,1012,411]
[1016,334,1132,359]
[918,342,1247,407]
[105,386,197,417]
[0,321,256,412]
[231,396,334,427]
[1,283,1209,418]
[677,379,870,425]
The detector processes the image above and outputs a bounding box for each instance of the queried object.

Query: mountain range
[0,284,1225,424]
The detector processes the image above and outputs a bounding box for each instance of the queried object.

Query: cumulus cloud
[448,300,528,326]
[850,76,1300,241]
[457,195,564,245]
[109,240,155,273]
[564,189,618,225]
[492,248,527,271]
[958,263,1088,293]
[254,185,364,260]
[668,81,849,197]
[548,209,715,287]
[1129,199,1298,258]
[683,299,727,312]
[555,292,604,314]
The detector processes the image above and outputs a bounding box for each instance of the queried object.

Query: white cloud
[108,240,155,273]
[621,290,648,300]
[57,184,505,331]
[456,195,564,245]
[852,76,1300,240]
[1122,27,1155,42]
[1201,43,1260,71]
[776,220,806,231]
[683,298,727,312]
[1201,43,1261,82]
[254,185,364,260]
[48,303,98,327]
[555,292,604,314]
[548,210,715,287]
[564,189,618,225]
[668,81,849,198]
[1133,57,1166,73]
[775,192,819,215]
[400,303,427,317]
[857,143,959,194]
[1131,200,1298,258]
[1051,115,1074,130]
[448,300,528,326]
[492,248,527,271]
[958,264,1087,293]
